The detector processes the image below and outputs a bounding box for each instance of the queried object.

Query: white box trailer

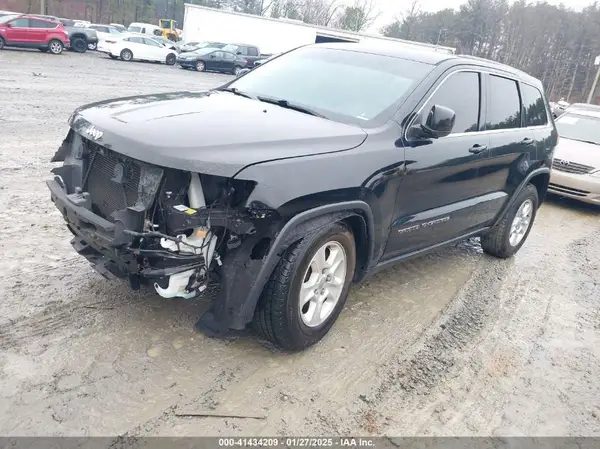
[183,4,455,56]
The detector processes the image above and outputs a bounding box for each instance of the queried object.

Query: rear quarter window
[522,84,548,127]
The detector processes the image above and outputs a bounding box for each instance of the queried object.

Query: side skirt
[368,227,490,278]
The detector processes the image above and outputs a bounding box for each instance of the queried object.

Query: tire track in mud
[373,254,510,400]
[351,211,600,434]
[0,298,117,350]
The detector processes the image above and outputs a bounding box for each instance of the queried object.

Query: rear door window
[32,19,57,28]
[422,71,481,134]
[488,75,522,130]
[143,37,160,46]
[521,84,548,127]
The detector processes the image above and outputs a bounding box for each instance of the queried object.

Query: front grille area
[83,139,155,221]
[552,158,595,174]
[548,182,590,197]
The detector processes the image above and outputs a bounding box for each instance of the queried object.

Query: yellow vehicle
[158,19,182,41]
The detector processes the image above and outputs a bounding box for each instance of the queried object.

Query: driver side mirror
[411,104,455,139]
[209,54,216,59]
[5,23,12,28]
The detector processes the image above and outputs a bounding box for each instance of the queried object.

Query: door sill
[370,227,489,276]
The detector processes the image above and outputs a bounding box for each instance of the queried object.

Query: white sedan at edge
[98,35,177,65]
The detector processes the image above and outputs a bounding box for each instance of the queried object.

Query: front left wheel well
[342,214,369,282]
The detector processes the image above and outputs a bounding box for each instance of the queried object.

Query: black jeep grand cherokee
[48,43,557,350]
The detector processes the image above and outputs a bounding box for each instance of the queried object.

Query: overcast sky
[368,0,596,33]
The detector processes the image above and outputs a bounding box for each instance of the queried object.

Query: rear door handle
[468,144,488,155]
[521,138,535,146]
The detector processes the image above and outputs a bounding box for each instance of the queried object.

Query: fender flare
[492,167,550,228]
[237,200,375,325]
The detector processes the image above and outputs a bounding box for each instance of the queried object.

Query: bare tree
[334,0,378,32]
[381,0,600,102]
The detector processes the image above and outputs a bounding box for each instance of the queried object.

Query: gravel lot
[0,49,599,437]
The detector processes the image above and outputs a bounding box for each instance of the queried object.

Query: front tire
[71,37,86,53]
[48,39,64,55]
[87,42,97,51]
[195,60,205,72]
[166,53,176,65]
[253,222,356,351]
[0,36,5,50]
[120,49,133,61]
[481,183,539,258]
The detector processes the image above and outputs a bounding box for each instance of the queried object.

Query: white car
[88,24,123,50]
[127,22,163,37]
[89,24,122,40]
[98,35,177,65]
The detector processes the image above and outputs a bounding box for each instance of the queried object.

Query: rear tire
[253,222,356,351]
[0,36,4,50]
[195,60,205,72]
[48,39,64,55]
[166,53,176,65]
[120,49,133,61]
[87,42,97,51]
[71,37,86,53]
[233,65,242,76]
[481,183,539,259]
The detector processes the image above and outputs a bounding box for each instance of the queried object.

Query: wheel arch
[492,167,550,228]
[70,32,87,42]
[529,171,550,205]
[195,201,375,335]
[252,200,375,302]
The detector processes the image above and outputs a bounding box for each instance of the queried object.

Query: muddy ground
[0,50,599,437]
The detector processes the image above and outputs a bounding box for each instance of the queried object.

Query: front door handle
[468,144,488,154]
[521,137,535,146]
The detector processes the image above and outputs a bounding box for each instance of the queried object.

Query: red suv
[0,14,70,54]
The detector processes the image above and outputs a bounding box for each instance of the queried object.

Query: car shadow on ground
[546,193,600,215]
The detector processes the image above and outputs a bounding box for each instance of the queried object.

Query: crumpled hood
[70,91,367,177]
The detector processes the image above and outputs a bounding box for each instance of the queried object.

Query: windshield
[228,46,433,126]
[0,14,18,23]
[128,26,142,33]
[556,112,600,145]
[193,47,215,55]
[222,44,239,53]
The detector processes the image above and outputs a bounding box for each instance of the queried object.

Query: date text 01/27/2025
[217,438,376,447]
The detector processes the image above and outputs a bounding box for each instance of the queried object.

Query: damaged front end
[48,128,277,305]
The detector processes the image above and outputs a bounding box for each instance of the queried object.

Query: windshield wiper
[256,96,326,119]
[218,87,254,99]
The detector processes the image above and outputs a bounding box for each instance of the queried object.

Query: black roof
[313,42,455,65]
[309,42,541,85]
